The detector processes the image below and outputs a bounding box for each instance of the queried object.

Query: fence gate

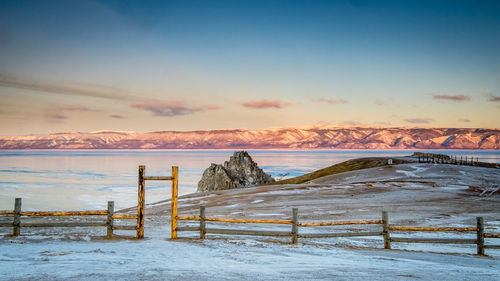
[137,165,178,239]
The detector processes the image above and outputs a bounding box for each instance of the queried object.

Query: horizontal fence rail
[298,220,383,227]
[298,231,383,238]
[206,228,292,237]
[390,237,477,244]
[143,176,174,181]
[175,206,500,256]
[178,216,293,224]
[112,214,137,220]
[178,216,200,221]
[207,218,293,224]
[0,198,137,239]
[20,211,108,216]
[20,222,108,228]
[389,226,477,232]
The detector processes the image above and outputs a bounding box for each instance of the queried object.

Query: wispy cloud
[131,100,219,117]
[56,105,101,112]
[0,74,135,101]
[44,113,67,123]
[241,99,292,109]
[307,96,348,104]
[432,94,470,102]
[404,118,434,124]
[341,121,361,126]
[487,93,500,102]
[458,118,471,123]
[374,99,389,106]
[110,114,126,119]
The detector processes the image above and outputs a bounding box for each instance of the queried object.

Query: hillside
[0,127,499,149]
[267,157,410,185]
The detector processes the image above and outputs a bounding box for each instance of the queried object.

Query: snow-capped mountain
[0,127,498,149]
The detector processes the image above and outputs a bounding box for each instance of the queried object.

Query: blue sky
[0,0,499,134]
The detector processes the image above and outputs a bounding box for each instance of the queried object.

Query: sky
[0,0,499,135]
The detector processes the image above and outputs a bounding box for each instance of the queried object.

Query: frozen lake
[0,150,499,211]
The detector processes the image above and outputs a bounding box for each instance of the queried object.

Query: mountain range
[0,127,498,149]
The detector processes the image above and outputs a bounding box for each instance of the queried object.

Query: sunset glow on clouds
[241,99,292,109]
[432,94,470,102]
[0,0,499,134]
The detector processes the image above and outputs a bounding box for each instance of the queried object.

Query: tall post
[171,166,179,239]
[137,165,145,239]
[477,217,485,256]
[13,198,21,236]
[291,208,298,244]
[200,205,206,239]
[107,201,114,238]
[382,211,391,249]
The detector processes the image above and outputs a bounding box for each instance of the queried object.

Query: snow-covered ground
[1,222,499,281]
[1,163,500,280]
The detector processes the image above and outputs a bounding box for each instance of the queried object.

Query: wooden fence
[177,207,500,256]
[417,154,479,166]
[138,165,178,239]
[0,165,179,240]
[0,198,137,238]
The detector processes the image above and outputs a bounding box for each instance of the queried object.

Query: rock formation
[197,151,275,192]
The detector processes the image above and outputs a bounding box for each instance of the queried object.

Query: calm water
[1,150,499,210]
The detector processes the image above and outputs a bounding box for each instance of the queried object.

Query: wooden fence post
[382,211,391,249]
[137,165,145,239]
[477,217,484,255]
[291,208,298,244]
[200,205,206,239]
[171,166,179,239]
[13,198,21,236]
[107,201,114,238]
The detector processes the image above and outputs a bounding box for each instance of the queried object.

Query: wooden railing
[177,206,500,256]
[417,153,479,166]
[0,198,137,238]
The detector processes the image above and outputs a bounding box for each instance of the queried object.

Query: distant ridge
[0,127,498,149]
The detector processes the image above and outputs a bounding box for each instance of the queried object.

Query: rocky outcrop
[197,151,275,192]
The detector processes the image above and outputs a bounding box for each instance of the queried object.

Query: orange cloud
[241,99,292,109]
[432,94,470,101]
[131,101,219,117]
[110,114,126,119]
